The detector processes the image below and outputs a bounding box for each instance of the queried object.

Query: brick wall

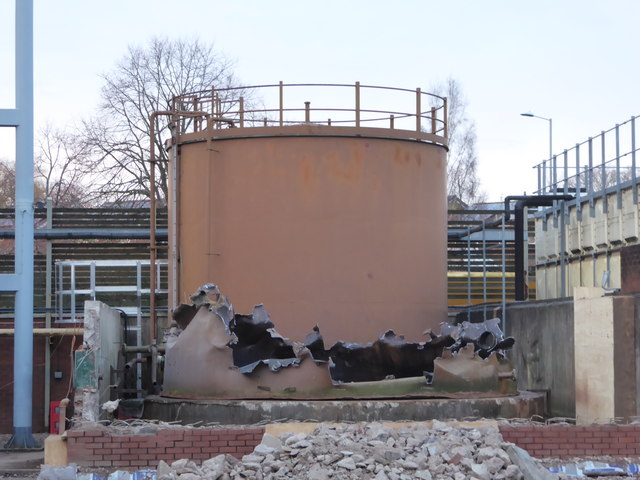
[499,425,640,458]
[66,426,265,469]
[0,328,80,434]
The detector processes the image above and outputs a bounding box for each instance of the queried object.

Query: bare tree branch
[431,77,485,206]
[82,37,248,206]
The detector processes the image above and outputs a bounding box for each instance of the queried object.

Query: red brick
[111,448,130,455]
[131,460,151,467]
[113,460,131,467]
[193,441,210,447]
[166,448,187,454]
[121,454,144,460]
[584,448,603,456]
[229,440,246,447]
[148,448,166,454]
[94,460,114,467]
[219,446,236,453]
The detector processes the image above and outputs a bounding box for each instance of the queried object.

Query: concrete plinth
[143,391,544,425]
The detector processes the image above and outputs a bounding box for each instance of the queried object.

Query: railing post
[416,88,421,132]
[615,123,622,209]
[355,81,360,127]
[305,101,311,123]
[390,114,395,129]
[601,131,607,214]
[575,144,581,220]
[279,81,284,127]
[633,116,637,204]
[588,137,595,215]
[431,107,436,134]
[239,97,244,128]
[443,97,448,139]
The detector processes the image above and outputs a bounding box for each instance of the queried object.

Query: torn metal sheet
[229,304,298,373]
[162,284,518,399]
[432,346,517,395]
[442,318,515,359]
[163,305,333,398]
[319,329,455,383]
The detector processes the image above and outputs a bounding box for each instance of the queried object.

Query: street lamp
[520,112,567,298]
[520,112,552,166]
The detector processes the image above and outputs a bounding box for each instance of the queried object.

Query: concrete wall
[74,302,122,422]
[503,298,575,418]
[504,291,640,422]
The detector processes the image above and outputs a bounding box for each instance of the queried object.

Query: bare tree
[83,37,246,206]
[431,78,484,206]
[0,159,46,208]
[35,125,91,207]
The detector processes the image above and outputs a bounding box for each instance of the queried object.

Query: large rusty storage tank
[167,83,448,346]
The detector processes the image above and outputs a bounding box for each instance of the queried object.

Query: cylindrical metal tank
[168,83,448,346]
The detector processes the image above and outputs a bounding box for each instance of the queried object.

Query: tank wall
[174,134,447,345]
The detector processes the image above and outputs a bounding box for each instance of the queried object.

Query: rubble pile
[156,422,526,480]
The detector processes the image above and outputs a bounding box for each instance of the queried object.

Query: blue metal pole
[5,0,38,449]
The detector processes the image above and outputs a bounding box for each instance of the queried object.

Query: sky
[0,0,638,202]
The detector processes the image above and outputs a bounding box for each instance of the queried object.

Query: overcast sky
[0,0,638,201]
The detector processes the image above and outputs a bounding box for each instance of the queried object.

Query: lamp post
[521,112,553,192]
[520,112,567,298]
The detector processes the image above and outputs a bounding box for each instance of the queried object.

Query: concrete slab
[143,391,544,425]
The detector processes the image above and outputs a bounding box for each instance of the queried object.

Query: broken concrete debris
[66,423,532,480]
[163,284,516,399]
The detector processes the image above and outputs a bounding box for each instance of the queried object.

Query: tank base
[143,391,545,425]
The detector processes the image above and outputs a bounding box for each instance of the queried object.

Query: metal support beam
[4,0,38,449]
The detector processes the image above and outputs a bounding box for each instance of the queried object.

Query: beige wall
[535,187,639,299]
[573,287,636,424]
[171,129,448,345]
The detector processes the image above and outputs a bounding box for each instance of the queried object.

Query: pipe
[0,328,83,336]
[149,109,210,344]
[44,198,52,431]
[122,343,166,354]
[149,110,174,347]
[58,398,69,435]
[0,228,168,239]
[150,343,158,393]
[504,195,573,300]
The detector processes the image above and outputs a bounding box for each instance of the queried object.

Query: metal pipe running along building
[154,82,449,347]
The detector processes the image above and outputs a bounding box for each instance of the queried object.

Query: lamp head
[520,112,534,117]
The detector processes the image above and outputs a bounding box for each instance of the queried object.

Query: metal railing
[534,115,640,210]
[56,259,168,324]
[172,81,448,138]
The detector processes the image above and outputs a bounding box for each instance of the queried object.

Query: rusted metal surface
[162,286,516,399]
[171,133,448,345]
